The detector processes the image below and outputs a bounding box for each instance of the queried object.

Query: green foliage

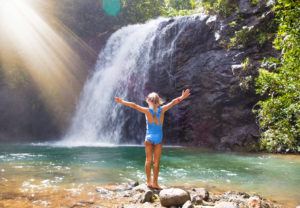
[229,20,237,27]
[164,0,195,10]
[239,75,253,91]
[257,32,269,46]
[229,26,254,48]
[119,0,200,22]
[161,0,201,17]
[250,0,259,6]
[199,0,239,17]
[242,57,250,70]
[238,57,256,91]
[120,0,202,19]
[161,8,196,17]
[228,19,277,49]
[255,0,300,153]
[120,0,165,23]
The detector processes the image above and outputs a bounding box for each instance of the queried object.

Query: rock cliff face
[121,2,277,150]
[150,16,259,150]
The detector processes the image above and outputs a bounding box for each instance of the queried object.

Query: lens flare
[102,0,121,16]
[0,0,94,127]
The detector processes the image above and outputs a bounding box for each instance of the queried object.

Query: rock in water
[159,188,190,207]
[214,202,239,208]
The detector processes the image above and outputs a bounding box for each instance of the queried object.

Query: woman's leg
[144,141,153,186]
[152,143,162,189]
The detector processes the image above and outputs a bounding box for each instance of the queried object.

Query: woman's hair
[146,92,164,106]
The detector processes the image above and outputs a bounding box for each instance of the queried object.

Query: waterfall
[56,18,167,146]
[57,14,208,146]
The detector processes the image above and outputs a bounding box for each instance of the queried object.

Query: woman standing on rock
[115,89,191,189]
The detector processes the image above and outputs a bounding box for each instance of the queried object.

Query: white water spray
[57,18,168,146]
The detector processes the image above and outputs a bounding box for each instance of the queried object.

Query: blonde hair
[146,92,164,106]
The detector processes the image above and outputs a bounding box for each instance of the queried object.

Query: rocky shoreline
[1,180,296,208]
[91,182,284,208]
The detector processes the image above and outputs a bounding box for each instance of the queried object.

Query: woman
[115,89,190,189]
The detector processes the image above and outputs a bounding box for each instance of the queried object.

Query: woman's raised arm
[115,97,148,114]
[162,89,191,112]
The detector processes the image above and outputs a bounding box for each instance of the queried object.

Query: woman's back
[145,106,164,145]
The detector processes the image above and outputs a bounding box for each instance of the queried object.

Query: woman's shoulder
[158,105,164,112]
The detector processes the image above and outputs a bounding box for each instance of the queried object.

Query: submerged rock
[159,188,190,207]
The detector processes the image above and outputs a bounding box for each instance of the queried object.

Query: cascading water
[58,15,209,146]
[57,18,166,146]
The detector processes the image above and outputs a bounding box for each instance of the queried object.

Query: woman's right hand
[114,97,123,103]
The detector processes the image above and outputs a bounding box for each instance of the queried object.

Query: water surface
[0,144,299,207]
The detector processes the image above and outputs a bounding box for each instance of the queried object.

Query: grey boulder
[159,188,190,207]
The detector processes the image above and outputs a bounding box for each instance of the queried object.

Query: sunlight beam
[0,0,94,127]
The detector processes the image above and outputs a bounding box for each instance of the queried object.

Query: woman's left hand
[181,89,191,100]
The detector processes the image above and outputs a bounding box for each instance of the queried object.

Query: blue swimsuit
[145,106,163,145]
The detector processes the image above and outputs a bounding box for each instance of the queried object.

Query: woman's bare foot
[151,184,162,190]
[146,181,153,188]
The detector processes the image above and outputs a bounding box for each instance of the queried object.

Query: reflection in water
[0,144,300,207]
